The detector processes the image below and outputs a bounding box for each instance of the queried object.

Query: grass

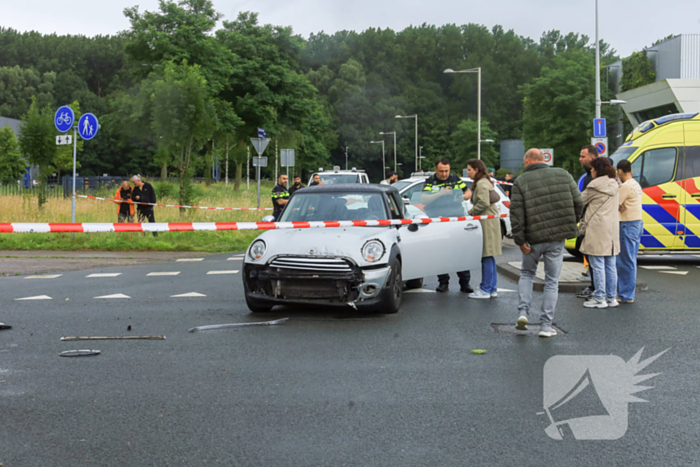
[0,181,276,252]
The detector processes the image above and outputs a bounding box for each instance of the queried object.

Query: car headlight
[249,240,266,261]
[361,240,385,263]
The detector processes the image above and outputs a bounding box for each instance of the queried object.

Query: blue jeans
[518,241,565,325]
[480,256,497,293]
[617,220,643,302]
[588,255,617,300]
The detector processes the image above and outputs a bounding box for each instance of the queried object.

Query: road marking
[171,292,206,298]
[659,271,689,275]
[640,266,676,270]
[15,295,52,300]
[25,275,62,279]
[206,270,239,275]
[227,257,243,261]
[404,288,436,294]
[176,258,204,262]
[94,293,131,299]
[497,288,516,292]
[147,272,180,276]
[86,273,122,278]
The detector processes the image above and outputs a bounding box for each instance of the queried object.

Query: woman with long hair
[580,157,620,308]
[466,158,502,299]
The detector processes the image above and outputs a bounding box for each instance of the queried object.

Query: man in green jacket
[510,149,583,338]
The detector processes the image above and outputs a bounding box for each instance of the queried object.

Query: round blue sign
[78,113,99,140]
[595,142,606,154]
[54,106,75,133]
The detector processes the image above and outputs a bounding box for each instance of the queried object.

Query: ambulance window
[681,147,700,180]
[640,148,677,188]
[631,157,643,184]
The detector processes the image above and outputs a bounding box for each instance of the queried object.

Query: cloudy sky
[4,0,699,56]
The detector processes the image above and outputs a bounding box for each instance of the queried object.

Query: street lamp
[379,131,397,172]
[370,140,386,180]
[444,67,484,159]
[345,146,349,170]
[395,115,418,172]
[602,99,626,105]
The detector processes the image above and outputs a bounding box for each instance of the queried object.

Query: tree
[18,98,56,209]
[450,119,499,169]
[0,125,26,179]
[621,51,656,92]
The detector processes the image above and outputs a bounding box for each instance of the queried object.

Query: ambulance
[566,112,700,256]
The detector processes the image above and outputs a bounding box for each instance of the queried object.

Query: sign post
[540,148,554,166]
[591,137,608,157]
[55,106,76,230]
[250,137,271,208]
[280,149,295,178]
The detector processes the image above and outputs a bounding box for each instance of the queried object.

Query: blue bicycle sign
[54,106,75,133]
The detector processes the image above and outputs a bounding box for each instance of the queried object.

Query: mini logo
[541,348,668,440]
[308,249,315,255]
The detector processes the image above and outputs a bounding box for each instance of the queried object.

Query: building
[0,115,40,182]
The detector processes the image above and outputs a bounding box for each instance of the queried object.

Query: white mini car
[243,184,482,314]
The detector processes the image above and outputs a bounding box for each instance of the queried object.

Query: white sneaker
[539,325,557,338]
[606,298,619,308]
[468,289,491,299]
[584,297,608,309]
[516,315,528,330]
[490,292,498,298]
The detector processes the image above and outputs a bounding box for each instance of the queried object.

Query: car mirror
[402,197,411,205]
[261,215,275,222]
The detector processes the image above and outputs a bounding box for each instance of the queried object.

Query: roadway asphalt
[1,246,699,466]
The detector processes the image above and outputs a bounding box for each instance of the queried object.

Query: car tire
[377,258,402,314]
[245,294,273,313]
[404,278,423,289]
[501,220,506,240]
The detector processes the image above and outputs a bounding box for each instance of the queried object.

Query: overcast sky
[4,0,699,57]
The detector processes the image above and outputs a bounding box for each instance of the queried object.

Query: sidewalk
[497,260,648,293]
[0,250,213,276]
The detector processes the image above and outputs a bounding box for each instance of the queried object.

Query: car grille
[269,256,354,273]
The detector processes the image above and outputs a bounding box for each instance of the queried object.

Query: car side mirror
[261,215,275,222]
[408,213,428,232]
[402,197,410,205]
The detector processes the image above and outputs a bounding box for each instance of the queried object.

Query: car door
[681,122,700,249]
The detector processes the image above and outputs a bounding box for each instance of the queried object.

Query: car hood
[247,227,395,266]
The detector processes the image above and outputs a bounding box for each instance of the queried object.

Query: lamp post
[379,131,396,172]
[444,67,483,159]
[345,146,349,170]
[370,140,386,180]
[395,115,418,172]
[419,146,423,171]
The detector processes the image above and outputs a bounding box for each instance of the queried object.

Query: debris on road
[60,350,101,357]
[188,318,289,333]
[0,323,11,330]
[60,335,166,341]
[471,349,488,355]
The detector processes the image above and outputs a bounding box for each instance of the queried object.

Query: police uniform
[271,184,290,220]
[422,173,472,292]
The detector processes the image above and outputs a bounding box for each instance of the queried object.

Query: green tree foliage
[0,125,26,179]
[621,51,656,92]
[0,66,55,118]
[450,119,499,169]
[18,98,56,208]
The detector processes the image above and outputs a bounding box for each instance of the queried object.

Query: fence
[0,179,64,199]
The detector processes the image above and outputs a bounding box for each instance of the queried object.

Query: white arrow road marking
[15,295,52,300]
[176,258,204,262]
[640,266,676,270]
[659,271,689,275]
[94,293,131,299]
[25,275,62,279]
[147,272,181,276]
[86,273,122,278]
[171,292,206,298]
[206,270,239,275]
[404,288,436,294]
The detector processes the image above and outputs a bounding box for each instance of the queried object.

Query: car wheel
[501,220,506,240]
[245,294,273,313]
[378,258,402,314]
[404,278,423,289]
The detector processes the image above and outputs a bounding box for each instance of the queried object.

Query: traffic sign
[54,106,75,133]
[253,156,268,167]
[78,113,99,140]
[280,149,295,167]
[56,135,73,145]
[250,138,270,155]
[591,137,608,157]
[593,118,607,138]
[257,127,267,138]
[540,148,554,166]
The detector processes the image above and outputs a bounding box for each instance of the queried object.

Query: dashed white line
[171,292,206,298]
[176,258,204,262]
[497,288,516,292]
[94,293,131,299]
[640,266,676,270]
[147,272,181,276]
[659,271,689,275]
[25,275,62,279]
[86,273,122,278]
[227,257,243,261]
[404,288,436,294]
[15,295,52,301]
[206,270,239,275]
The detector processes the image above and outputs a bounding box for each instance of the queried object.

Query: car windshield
[610,146,638,166]
[319,174,359,184]
[279,192,388,222]
[391,180,415,192]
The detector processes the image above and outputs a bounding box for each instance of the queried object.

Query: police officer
[420,158,473,293]
[271,174,290,220]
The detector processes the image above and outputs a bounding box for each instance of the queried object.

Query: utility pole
[275,138,278,182]
[345,146,349,170]
[246,145,250,190]
[595,0,601,119]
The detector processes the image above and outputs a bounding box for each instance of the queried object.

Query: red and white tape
[73,194,273,211]
[493,180,513,186]
[1,214,508,233]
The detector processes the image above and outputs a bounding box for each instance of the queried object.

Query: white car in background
[392,173,513,238]
[309,167,370,185]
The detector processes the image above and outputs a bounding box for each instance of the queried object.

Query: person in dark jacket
[510,149,583,338]
[131,175,158,237]
[288,175,305,195]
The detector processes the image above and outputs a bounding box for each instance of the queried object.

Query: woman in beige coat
[466,159,502,299]
[580,157,620,309]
